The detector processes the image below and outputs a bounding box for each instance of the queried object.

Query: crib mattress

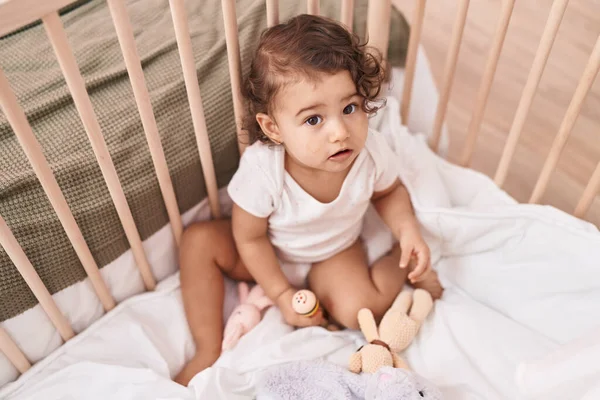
[1,91,600,399]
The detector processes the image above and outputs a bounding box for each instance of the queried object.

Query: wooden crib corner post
[529,35,600,204]
[429,0,470,153]
[400,0,427,126]
[494,0,570,187]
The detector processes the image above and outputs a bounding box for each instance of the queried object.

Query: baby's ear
[256,113,282,144]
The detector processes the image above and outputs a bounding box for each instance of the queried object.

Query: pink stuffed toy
[222,282,273,351]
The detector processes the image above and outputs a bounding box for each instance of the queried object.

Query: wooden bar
[0,0,76,37]
[367,0,392,64]
[0,214,75,342]
[42,12,156,291]
[307,0,320,15]
[494,0,570,186]
[0,326,31,374]
[529,35,600,204]
[460,0,515,166]
[266,0,279,27]
[430,0,470,152]
[575,161,600,218]
[221,0,247,155]
[340,0,354,32]
[106,0,183,246]
[0,68,115,312]
[400,0,427,125]
[169,0,222,219]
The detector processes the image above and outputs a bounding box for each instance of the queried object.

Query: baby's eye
[343,103,357,115]
[305,116,322,126]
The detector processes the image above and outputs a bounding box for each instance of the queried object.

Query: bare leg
[174,219,252,386]
[307,240,407,330]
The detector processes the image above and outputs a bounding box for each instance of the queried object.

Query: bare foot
[412,269,443,300]
[174,351,220,386]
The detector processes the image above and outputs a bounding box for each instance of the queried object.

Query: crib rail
[0,326,30,374]
[429,0,470,152]
[106,0,184,246]
[0,215,75,342]
[0,0,76,37]
[399,0,599,216]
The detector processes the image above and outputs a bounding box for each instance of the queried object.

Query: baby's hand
[398,223,431,284]
[276,287,326,328]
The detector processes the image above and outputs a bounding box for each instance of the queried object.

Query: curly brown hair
[242,14,387,144]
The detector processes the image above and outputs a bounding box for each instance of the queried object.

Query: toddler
[174,14,442,386]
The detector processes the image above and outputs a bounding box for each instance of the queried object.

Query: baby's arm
[231,203,325,327]
[371,179,431,283]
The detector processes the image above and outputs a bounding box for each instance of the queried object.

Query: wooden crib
[0,0,598,384]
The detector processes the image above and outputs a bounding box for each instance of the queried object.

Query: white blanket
[1,97,599,400]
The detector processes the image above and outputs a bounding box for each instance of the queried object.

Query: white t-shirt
[227,128,398,264]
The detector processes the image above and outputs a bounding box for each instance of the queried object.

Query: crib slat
[307,0,320,15]
[0,326,31,374]
[575,161,600,218]
[41,12,156,291]
[367,0,391,65]
[400,0,427,125]
[429,0,470,152]
[529,35,600,204]
[169,0,222,219]
[221,0,247,155]
[340,0,354,32]
[0,214,75,341]
[266,0,279,27]
[0,68,116,312]
[0,0,76,37]
[106,0,183,246]
[460,0,515,166]
[494,0,569,186]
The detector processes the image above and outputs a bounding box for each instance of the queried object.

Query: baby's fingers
[296,309,325,327]
[408,257,428,283]
[399,244,413,269]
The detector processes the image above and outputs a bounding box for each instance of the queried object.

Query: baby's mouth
[329,148,353,161]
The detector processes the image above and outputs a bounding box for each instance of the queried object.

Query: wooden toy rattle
[291,289,320,317]
[292,290,340,331]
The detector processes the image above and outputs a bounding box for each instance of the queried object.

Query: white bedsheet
[1,94,599,400]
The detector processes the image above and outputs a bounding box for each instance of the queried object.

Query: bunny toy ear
[357,308,379,342]
[238,282,250,304]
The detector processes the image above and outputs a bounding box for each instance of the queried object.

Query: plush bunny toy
[221,282,273,351]
[349,289,433,374]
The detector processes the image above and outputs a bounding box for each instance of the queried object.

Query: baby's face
[270,70,369,174]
